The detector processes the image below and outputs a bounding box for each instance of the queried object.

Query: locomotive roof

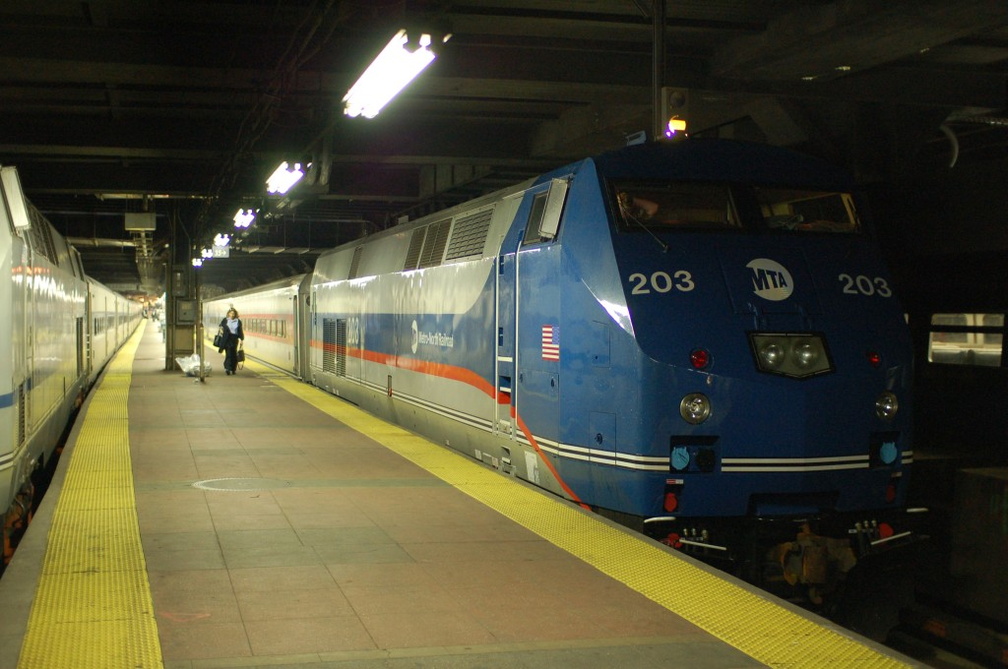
[592,138,857,189]
[316,137,862,262]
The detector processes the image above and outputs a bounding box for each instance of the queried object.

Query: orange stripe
[315,342,499,398]
[313,339,584,506]
[514,412,588,508]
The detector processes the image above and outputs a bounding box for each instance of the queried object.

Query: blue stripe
[0,391,12,409]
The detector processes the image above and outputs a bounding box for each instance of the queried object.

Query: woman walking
[218,307,245,375]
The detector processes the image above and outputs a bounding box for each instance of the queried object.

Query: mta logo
[747,258,793,302]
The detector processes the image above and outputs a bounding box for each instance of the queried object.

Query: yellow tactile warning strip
[19,323,162,669]
[252,361,912,669]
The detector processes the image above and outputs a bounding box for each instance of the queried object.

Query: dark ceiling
[2,0,1007,298]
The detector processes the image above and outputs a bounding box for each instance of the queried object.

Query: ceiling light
[234,208,256,228]
[214,233,231,247]
[266,162,306,195]
[191,258,203,267]
[342,29,449,119]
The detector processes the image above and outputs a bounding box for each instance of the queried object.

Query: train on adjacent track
[1,166,142,570]
[204,138,921,592]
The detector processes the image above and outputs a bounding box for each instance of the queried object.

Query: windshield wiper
[627,213,669,253]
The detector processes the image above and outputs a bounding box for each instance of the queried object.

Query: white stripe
[723,462,867,473]
[357,377,495,433]
[340,372,910,476]
[722,455,867,465]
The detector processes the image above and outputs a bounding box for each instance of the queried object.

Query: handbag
[212,326,225,348]
[236,340,245,366]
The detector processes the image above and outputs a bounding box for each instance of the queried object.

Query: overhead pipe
[66,237,136,248]
[652,0,666,142]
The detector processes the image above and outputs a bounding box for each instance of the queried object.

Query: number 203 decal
[629,270,695,294]
[838,273,892,297]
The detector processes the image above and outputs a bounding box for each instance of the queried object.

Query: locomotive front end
[587,141,919,591]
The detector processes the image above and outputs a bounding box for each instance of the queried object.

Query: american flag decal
[541,324,560,361]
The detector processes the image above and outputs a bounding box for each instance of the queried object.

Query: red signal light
[690,349,710,369]
[867,351,882,367]
[665,532,683,549]
[664,491,679,512]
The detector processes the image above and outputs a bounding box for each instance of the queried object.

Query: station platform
[0,321,922,668]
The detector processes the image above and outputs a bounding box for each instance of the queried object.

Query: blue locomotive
[205,138,917,588]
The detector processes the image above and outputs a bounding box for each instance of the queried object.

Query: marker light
[875,391,899,420]
[867,350,882,367]
[665,117,688,138]
[679,393,711,424]
[689,348,710,369]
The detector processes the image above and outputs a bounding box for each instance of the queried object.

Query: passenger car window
[928,313,1004,367]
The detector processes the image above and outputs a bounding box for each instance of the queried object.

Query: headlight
[792,340,819,368]
[759,342,785,368]
[875,391,899,420]
[680,393,711,424]
[750,333,833,378]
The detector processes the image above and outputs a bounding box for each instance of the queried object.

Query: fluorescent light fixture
[214,233,231,247]
[201,247,214,259]
[234,208,256,228]
[191,258,203,267]
[266,162,306,195]
[342,29,448,119]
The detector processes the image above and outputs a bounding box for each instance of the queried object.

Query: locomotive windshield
[753,187,861,233]
[612,182,861,234]
[614,183,741,231]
